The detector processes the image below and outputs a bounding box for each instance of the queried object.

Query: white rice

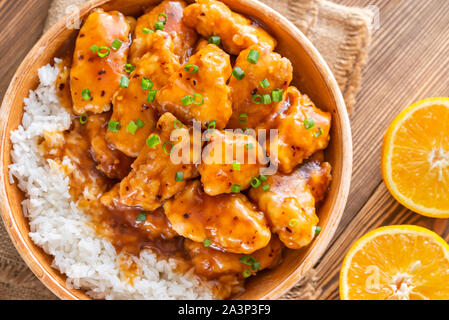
[8,59,213,300]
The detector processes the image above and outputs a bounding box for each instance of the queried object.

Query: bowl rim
[0,0,352,300]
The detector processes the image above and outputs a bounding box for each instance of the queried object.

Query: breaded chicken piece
[83,113,134,179]
[106,32,181,157]
[301,160,332,203]
[164,180,271,254]
[257,86,331,174]
[130,0,197,64]
[194,38,209,53]
[198,130,267,195]
[248,161,331,249]
[227,45,293,129]
[184,236,282,279]
[119,113,201,211]
[156,44,232,129]
[101,184,178,240]
[183,0,276,55]
[71,10,130,115]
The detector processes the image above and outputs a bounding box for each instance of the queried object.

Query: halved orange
[381,97,449,218]
[340,225,449,300]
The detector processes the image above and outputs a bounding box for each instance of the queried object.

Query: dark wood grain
[0,0,449,300]
[0,0,52,102]
[316,0,449,299]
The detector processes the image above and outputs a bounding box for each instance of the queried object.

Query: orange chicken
[70,10,130,115]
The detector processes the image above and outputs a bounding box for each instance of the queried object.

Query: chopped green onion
[208,35,221,46]
[158,12,168,24]
[262,184,270,192]
[126,120,138,134]
[272,89,283,102]
[136,119,145,128]
[136,211,146,222]
[232,67,245,80]
[247,49,260,64]
[250,177,261,188]
[203,238,212,247]
[232,162,240,171]
[146,135,161,148]
[240,256,256,266]
[154,21,165,30]
[208,120,216,130]
[175,171,184,182]
[238,113,248,124]
[252,261,261,271]
[79,113,89,124]
[142,28,153,34]
[120,76,130,88]
[242,269,252,278]
[81,88,92,101]
[97,46,110,58]
[163,141,174,155]
[304,118,315,130]
[240,256,260,271]
[108,120,121,132]
[231,184,241,193]
[315,226,322,236]
[259,174,267,182]
[184,64,199,73]
[193,93,204,105]
[260,78,270,88]
[124,63,135,73]
[314,128,324,138]
[246,143,254,150]
[251,94,262,104]
[173,120,183,129]
[181,95,193,106]
[141,77,154,90]
[289,219,299,227]
[90,45,99,53]
[263,94,272,104]
[111,40,122,50]
[147,90,157,102]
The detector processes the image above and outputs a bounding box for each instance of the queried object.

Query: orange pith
[382,98,449,218]
[340,225,449,300]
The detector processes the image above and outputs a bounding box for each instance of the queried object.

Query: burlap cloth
[0,0,374,300]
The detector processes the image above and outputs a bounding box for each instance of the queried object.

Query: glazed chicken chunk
[198,130,267,195]
[83,113,134,179]
[156,44,232,129]
[118,113,201,211]
[257,86,331,174]
[185,236,282,298]
[70,10,130,115]
[184,236,283,279]
[101,184,178,241]
[248,161,331,249]
[129,0,197,64]
[183,0,276,55]
[106,31,181,157]
[227,44,293,128]
[164,180,271,254]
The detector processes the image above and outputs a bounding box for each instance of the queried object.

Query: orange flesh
[388,104,449,212]
[343,228,449,300]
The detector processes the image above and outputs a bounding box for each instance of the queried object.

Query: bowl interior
[0,0,351,300]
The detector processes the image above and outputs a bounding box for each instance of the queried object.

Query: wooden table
[0,0,448,300]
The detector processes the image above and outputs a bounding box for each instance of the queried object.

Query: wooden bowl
[0,0,352,300]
